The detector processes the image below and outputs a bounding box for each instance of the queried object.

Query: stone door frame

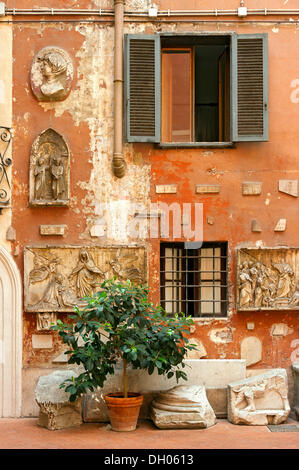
[0,246,22,417]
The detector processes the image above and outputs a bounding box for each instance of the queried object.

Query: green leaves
[51,278,198,401]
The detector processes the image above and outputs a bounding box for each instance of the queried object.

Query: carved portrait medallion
[30,46,73,102]
[29,128,69,206]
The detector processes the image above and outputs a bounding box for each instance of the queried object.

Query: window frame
[124,32,269,146]
[160,241,228,319]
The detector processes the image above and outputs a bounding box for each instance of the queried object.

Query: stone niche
[24,245,146,313]
[237,247,299,311]
[30,46,73,102]
[29,128,70,206]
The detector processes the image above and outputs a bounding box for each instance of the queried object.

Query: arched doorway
[0,246,22,417]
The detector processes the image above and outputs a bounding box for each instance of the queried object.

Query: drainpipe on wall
[113,0,126,178]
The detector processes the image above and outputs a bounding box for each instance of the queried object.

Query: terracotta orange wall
[8,2,299,374]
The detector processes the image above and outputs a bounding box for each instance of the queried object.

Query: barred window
[160,242,228,318]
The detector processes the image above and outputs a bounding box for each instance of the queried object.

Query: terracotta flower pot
[104,392,143,432]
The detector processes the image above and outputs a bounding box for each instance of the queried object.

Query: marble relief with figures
[29,128,69,206]
[24,246,146,313]
[237,248,299,311]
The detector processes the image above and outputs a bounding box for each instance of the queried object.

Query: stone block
[40,225,66,236]
[278,180,298,197]
[150,385,216,429]
[292,362,299,420]
[155,184,177,194]
[35,370,82,430]
[228,369,290,425]
[274,219,287,232]
[242,182,262,195]
[83,359,246,422]
[251,219,262,232]
[240,336,262,366]
[32,334,53,349]
[195,184,220,194]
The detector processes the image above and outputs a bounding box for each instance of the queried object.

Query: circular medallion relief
[30,47,73,102]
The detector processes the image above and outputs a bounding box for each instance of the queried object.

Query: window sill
[157,142,235,149]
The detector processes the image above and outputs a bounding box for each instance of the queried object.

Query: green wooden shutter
[231,33,268,142]
[124,34,161,143]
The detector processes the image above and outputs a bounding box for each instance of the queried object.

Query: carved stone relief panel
[237,247,299,311]
[24,246,146,313]
[30,47,73,102]
[29,128,69,206]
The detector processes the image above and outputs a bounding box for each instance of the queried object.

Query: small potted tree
[52,279,196,432]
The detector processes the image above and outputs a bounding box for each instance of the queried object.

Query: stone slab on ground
[82,359,246,421]
[228,368,290,425]
[35,370,82,430]
[150,385,216,429]
[292,362,299,420]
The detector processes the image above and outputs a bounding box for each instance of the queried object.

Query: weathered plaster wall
[6,0,299,415]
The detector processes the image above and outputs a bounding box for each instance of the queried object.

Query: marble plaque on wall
[24,246,146,313]
[237,247,299,311]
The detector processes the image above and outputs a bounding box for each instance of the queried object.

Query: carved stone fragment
[242,182,262,195]
[228,369,290,425]
[35,370,82,430]
[278,180,298,197]
[24,245,146,313]
[195,184,220,194]
[150,385,216,429]
[37,312,57,331]
[237,247,299,311]
[251,219,262,232]
[40,225,66,236]
[292,363,299,420]
[155,184,177,194]
[30,46,73,102]
[240,336,262,366]
[29,129,70,206]
[274,219,287,232]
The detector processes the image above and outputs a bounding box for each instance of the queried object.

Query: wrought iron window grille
[0,127,12,214]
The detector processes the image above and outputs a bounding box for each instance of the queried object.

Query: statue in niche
[69,248,106,298]
[30,46,73,102]
[29,129,69,206]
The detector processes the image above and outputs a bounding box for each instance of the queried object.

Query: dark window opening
[160,242,228,318]
[161,36,230,144]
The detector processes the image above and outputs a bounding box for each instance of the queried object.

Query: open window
[124,33,268,145]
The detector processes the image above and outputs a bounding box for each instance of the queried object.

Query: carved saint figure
[69,248,106,298]
[34,155,49,200]
[238,262,253,307]
[272,262,294,298]
[50,156,65,200]
[40,51,67,99]
[288,282,299,306]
